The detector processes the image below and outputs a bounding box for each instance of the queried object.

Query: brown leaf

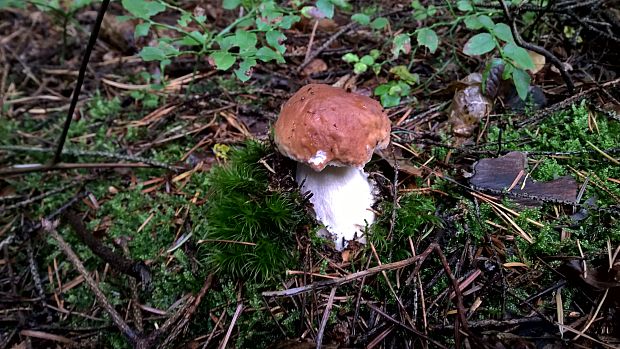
[485,61,505,98]
[561,259,620,291]
[448,73,493,138]
[100,15,137,53]
[469,151,578,204]
[527,50,546,74]
[301,58,328,77]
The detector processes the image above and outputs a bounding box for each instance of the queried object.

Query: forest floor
[1,1,620,348]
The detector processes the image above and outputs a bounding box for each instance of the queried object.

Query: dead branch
[62,210,151,286]
[156,273,214,349]
[43,219,139,346]
[0,145,179,171]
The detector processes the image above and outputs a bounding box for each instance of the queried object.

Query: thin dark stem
[52,0,110,164]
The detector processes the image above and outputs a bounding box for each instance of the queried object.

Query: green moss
[370,192,442,261]
[87,93,121,120]
[531,157,566,181]
[192,140,306,284]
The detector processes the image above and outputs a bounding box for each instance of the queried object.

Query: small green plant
[342,49,382,75]
[342,49,420,107]
[120,0,300,82]
[459,6,535,100]
[192,140,306,284]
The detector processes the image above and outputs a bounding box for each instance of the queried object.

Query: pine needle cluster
[193,140,305,284]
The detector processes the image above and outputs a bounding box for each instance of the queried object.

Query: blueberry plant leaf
[134,22,151,38]
[512,67,531,100]
[503,43,535,70]
[351,13,370,25]
[463,33,495,56]
[139,46,166,61]
[223,0,241,10]
[417,27,439,53]
[210,51,237,70]
[235,59,257,82]
[392,33,411,58]
[493,23,514,43]
[121,0,165,20]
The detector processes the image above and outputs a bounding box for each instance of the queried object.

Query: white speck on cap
[308,150,327,167]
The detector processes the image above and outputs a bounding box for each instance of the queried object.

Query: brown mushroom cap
[273,84,391,171]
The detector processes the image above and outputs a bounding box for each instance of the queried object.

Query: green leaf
[477,15,495,31]
[316,0,334,19]
[222,0,241,10]
[216,35,236,51]
[493,23,514,43]
[391,33,411,58]
[0,0,26,8]
[177,12,191,27]
[374,83,390,96]
[134,22,151,38]
[353,62,367,74]
[360,55,374,65]
[397,81,411,95]
[457,0,473,11]
[235,59,257,82]
[121,0,165,20]
[342,53,359,63]
[139,46,166,61]
[427,5,437,16]
[464,15,483,30]
[390,65,418,85]
[235,30,257,52]
[178,31,205,46]
[380,94,400,108]
[503,43,535,70]
[511,67,531,101]
[371,17,389,30]
[266,30,287,54]
[210,51,236,70]
[256,47,284,63]
[300,6,317,19]
[411,1,427,20]
[463,33,495,56]
[195,15,206,24]
[159,42,179,56]
[351,13,370,25]
[330,0,351,10]
[389,84,403,96]
[416,27,439,54]
[502,63,514,80]
[279,15,300,29]
[369,49,381,59]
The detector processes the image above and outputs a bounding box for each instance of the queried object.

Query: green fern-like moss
[193,140,305,284]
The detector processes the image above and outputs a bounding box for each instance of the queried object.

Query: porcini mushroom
[273,84,391,250]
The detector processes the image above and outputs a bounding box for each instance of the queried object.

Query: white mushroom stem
[296,163,376,251]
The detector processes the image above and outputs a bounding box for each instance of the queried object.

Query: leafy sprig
[121,0,300,82]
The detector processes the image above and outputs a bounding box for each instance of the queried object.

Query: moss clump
[192,140,306,284]
[370,192,442,261]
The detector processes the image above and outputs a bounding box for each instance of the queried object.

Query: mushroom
[273,84,391,250]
